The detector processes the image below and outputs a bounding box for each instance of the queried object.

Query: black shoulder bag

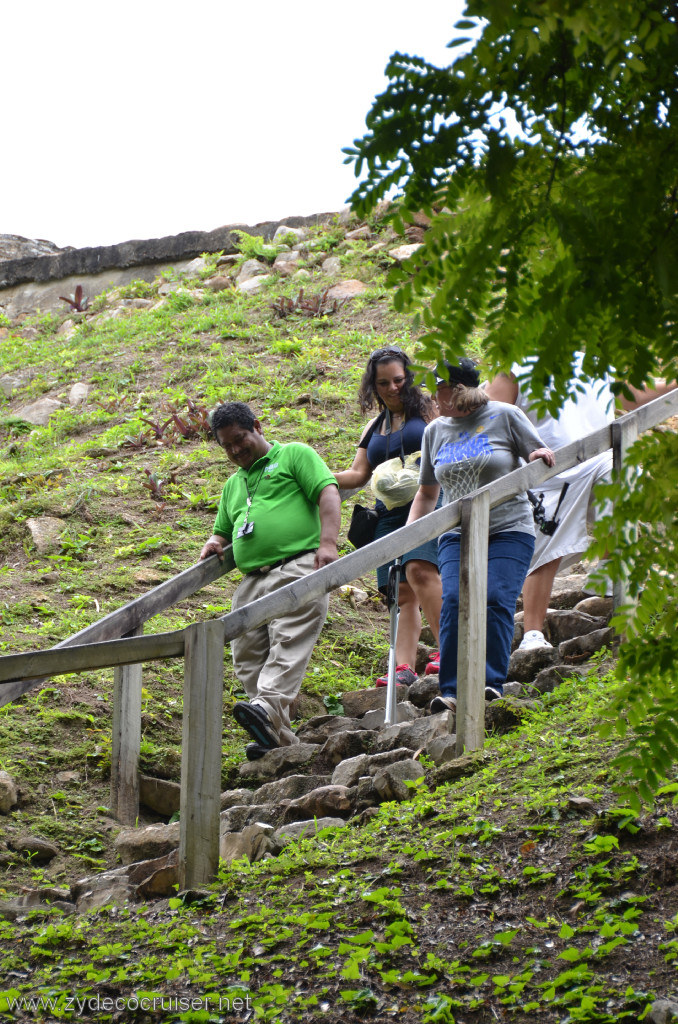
[347,411,387,549]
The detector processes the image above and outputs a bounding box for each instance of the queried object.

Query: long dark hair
[357,347,434,420]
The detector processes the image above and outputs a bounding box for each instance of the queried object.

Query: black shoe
[484,686,503,702]
[245,742,269,761]
[233,701,280,748]
[430,695,457,715]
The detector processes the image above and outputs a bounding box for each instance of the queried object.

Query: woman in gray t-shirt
[407,358,555,711]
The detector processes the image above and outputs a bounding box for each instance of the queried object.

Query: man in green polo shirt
[200,401,340,759]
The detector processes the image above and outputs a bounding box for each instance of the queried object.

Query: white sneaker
[519,630,553,651]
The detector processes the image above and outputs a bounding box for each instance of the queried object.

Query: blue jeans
[438,530,535,698]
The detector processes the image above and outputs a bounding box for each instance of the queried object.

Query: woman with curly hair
[335,347,442,686]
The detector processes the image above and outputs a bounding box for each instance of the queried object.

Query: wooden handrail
[2,388,675,885]
[0,428,611,683]
[0,629,186,685]
[1,389,677,689]
[0,549,234,706]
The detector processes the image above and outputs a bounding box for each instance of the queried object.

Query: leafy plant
[0,416,33,436]
[323,694,344,716]
[168,399,211,440]
[142,468,177,501]
[139,414,174,440]
[269,337,303,355]
[230,229,276,262]
[58,284,89,313]
[270,288,346,319]
[118,279,155,299]
[121,431,153,450]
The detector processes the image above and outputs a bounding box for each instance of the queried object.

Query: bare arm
[334,445,373,490]
[334,416,380,490]
[484,372,519,404]
[315,484,341,568]
[406,484,441,524]
[618,380,677,411]
[200,534,228,561]
[528,447,556,467]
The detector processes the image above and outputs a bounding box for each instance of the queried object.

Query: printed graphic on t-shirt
[434,429,493,501]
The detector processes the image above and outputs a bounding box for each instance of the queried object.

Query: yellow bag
[371,451,422,510]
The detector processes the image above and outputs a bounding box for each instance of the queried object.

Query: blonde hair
[448,383,489,413]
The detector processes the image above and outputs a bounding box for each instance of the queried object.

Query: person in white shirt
[486,358,675,649]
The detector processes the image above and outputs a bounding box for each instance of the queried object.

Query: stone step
[50,615,620,911]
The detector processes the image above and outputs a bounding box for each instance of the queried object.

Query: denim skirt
[375,500,440,592]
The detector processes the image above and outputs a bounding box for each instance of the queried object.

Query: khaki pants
[231,552,328,745]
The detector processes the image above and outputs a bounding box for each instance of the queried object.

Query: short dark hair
[211,401,257,436]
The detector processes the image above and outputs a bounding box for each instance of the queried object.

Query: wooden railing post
[611,417,639,612]
[110,625,143,825]
[456,491,490,756]
[179,620,224,889]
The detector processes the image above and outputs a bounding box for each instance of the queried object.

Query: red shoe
[375,664,417,687]
[425,651,440,675]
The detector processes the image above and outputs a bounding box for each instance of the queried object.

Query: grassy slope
[0,222,422,888]
[0,220,676,1022]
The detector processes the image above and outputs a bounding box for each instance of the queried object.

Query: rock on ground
[25,517,65,554]
[15,397,62,425]
[0,771,18,814]
[114,822,180,865]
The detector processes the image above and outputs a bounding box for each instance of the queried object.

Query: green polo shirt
[213,440,337,574]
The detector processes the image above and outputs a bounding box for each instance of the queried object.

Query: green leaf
[558,946,583,962]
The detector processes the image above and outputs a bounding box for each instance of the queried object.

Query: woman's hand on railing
[200,535,227,561]
[528,447,556,467]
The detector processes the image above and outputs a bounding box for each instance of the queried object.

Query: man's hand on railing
[315,482,341,569]
[315,541,339,569]
[200,535,227,561]
[528,447,556,467]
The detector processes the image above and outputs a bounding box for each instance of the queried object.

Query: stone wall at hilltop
[0,213,338,319]
[0,234,70,262]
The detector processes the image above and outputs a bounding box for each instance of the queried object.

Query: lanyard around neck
[242,460,268,520]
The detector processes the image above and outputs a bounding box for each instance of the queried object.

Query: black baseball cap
[435,357,481,388]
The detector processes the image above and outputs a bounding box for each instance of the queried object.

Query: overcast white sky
[4,1,467,250]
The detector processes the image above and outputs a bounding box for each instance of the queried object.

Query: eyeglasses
[370,346,408,362]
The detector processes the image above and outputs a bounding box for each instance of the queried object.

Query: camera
[540,515,560,536]
[237,521,254,539]
[527,482,569,536]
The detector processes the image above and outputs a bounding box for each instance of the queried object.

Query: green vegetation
[0,209,676,1020]
[0,671,676,1021]
[0,218,407,896]
[346,0,678,811]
